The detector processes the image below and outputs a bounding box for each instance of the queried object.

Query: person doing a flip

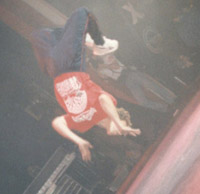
[31,7,141,162]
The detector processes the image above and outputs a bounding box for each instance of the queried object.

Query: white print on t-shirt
[56,76,88,114]
[65,90,87,114]
[56,76,82,96]
[72,107,97,123]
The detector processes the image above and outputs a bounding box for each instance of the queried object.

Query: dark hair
[117,107,132,127]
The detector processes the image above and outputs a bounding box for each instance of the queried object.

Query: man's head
[117,107,132,127]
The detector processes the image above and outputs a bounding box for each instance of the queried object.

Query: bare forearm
[99,94,122,131]
[52,115,93,161]
[52,116,84,146]
[99,94,141,137]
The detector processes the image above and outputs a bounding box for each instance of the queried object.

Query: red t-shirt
[54,72,117,133]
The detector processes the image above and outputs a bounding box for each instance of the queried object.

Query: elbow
[52,116,65,131]
[51,116,71,139]
[98,94,107,106]
[51,115,67,131]
[52,117,59,130]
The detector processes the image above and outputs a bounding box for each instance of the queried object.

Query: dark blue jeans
[31,7,104,77]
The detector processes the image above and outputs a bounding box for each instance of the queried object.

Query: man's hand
[78,139,93,162]
[107,122,141,137]
[52,116,94,162]
[121,126,141,137]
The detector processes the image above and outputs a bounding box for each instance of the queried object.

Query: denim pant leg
[31,7,103,78]
[50,7,90,77]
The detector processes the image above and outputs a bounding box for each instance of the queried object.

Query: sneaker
[85,33,94,48]
[93,36,119,56]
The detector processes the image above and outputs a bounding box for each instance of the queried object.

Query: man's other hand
[121,126,141,137]
[78,139,93,162]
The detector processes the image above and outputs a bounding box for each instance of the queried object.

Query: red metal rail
[123,88,200,194]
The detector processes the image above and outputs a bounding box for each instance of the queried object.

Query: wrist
[76,138,87,146]
[113,120,123,131]
[72,136,85,146]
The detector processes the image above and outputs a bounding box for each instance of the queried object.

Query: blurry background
[1,0,200,193]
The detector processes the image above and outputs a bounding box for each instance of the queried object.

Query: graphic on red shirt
[55,76,87,114]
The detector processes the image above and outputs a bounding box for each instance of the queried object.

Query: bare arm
[99,94,141,136]
[52,115,93,161]
[99,94,122,134]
